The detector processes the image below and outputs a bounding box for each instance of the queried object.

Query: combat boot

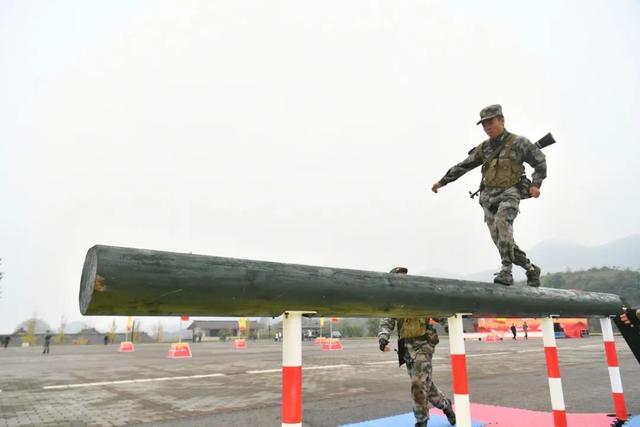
[526,264,541,287]
[493,270,513,286]
[442,398,456,425]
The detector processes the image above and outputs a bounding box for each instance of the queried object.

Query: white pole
[330,320,333,351]
[541,317,567,427]
[282,311,303,427]
[448,314,471,427]
[600,317,628,421]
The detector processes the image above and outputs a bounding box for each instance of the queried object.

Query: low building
[186,320,257,341]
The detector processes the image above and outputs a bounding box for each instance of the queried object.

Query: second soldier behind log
[431,104,547,287]
[378,267,456,427]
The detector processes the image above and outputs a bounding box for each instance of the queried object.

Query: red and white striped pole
[282,311,304,427]
[600,317,628,422]
[448,314,471,427]
[541,317,567,427]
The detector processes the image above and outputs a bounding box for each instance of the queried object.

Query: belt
[400,332,430,342]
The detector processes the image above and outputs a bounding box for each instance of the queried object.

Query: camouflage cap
[476,104,503,125]
[389,267,408,274]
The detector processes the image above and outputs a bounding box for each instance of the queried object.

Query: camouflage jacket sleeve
[377,318,397,341]
[438,147,483,186]
[520,137,547,188]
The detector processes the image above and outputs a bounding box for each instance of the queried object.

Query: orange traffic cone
[118,341,135,352]
[322,338,343,351]
[167,342,192,358]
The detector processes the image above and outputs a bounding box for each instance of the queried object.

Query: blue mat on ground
[340,413,486,427]
[624,415,640,426]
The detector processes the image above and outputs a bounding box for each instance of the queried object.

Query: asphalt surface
[1,336,639,426]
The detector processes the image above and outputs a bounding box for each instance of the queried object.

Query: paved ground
[1,336,639,426]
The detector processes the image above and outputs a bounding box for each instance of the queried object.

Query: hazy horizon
[2,1,639,334]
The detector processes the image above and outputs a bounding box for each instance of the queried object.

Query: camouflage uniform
[378,318,453,425]
[438,121,546,282]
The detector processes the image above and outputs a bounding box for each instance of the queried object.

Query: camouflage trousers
[403,339,449,423]
[479,186,531,272]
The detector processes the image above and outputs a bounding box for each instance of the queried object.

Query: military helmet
[389,266,408,274]
[476,104,503,125]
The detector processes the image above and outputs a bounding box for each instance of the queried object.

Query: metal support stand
[281,311,314,427]
[448,313,471,427]
[542,316,567,427]
[600,317,628,422]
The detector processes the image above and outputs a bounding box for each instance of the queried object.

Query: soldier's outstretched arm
[378,318,397,352]
[432,149,483,193]
[378,318,396,342]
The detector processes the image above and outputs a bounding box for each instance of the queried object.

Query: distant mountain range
[528,234,640,272]
[421,235,640,282]
[538,267,640,306]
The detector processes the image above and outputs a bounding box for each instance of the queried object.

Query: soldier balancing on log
[431,104,550,287]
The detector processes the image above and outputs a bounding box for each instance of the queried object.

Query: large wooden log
[79,245,625,318]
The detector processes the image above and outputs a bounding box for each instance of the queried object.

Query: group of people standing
[0,332,52,353]
[510,322,529,340]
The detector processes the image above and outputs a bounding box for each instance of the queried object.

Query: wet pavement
[1,337,639,426]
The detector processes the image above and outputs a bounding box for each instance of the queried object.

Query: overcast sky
[1,1,639,334]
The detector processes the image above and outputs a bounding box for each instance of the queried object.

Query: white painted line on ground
[45,364,356,390]
[466,346,592,358]
[463,344,602,359]
[40,343,602,392]
[247,364,351,374]
[304,364,350,371]
[467,351,513,358]
[188,374,228,379]
[364,361,397,365]
[246,369,281,374]
[42,373,225,390]
[574,344,603,350]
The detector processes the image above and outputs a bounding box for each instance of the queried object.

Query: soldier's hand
[431,182,441,193]
[378,337,390,352]
[529,186,540,198]
[621,312,631,325]
[620,308,640,326]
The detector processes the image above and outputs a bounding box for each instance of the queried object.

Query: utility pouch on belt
[517,175,532,199]
[425,326,439,346]
[397,338,407,367]
[398,330,438,367]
